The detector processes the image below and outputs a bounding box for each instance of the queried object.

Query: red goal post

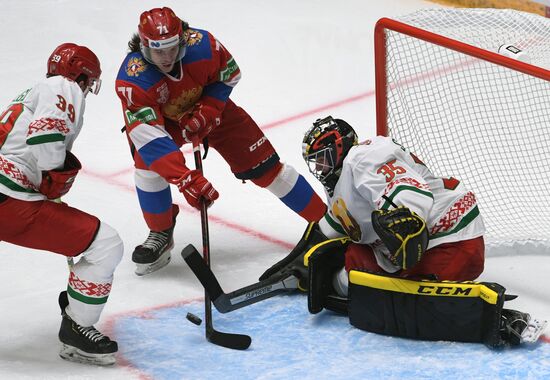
[374,8,550,254]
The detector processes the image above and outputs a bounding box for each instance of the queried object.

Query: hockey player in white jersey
[260,116,546,347]
[305,116,485,285]
[0,43,123,365]
[262,115,485,287]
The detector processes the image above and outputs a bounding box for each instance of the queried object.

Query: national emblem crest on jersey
[126,57,147,77]
[332,198,362,241]
[162,86,202,120]
[186,29,204,47]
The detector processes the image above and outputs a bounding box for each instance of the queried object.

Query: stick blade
[181,244,225,301]
[207,329,252,350]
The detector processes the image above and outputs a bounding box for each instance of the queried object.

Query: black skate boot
[58,291,117,366]
[132,222,175,276]
[500,309,547,346]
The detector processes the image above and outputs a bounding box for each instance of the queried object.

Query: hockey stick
[191,140,251,350]
[182,244,299,313]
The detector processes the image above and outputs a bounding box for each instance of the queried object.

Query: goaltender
[260,116,546,347]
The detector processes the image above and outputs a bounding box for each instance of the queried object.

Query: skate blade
[521,318,548,344]
[135,250,172,276]
[60,343,116,366]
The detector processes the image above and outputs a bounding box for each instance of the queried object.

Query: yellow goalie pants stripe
[303,237,350,266]
[349,270,499,305]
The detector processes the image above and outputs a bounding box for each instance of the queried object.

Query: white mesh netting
[381,9,550,255]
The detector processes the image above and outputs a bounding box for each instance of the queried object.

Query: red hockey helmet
[47,43,102,95]
[138,7,187,66]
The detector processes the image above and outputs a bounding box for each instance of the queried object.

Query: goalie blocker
[305,239,547,348]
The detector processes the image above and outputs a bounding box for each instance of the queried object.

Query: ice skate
[501,309,548,345]
[58,291,117,366]
[132,224,175,276]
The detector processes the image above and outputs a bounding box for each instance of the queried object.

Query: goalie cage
[374,8,550,256]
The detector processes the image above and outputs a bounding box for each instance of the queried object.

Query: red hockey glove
[170,170,219,210]
[179,102,221,140]
[39,151,82,199]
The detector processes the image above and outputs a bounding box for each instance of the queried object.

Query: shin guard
[305,237,349,314]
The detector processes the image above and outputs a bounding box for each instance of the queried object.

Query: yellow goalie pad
[349,270,499,304]
[348,270,508,347]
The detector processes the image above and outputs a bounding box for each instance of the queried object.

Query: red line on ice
[94,92,372,378]
[102,298,203,380]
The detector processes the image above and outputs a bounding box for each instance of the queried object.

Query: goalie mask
[303,116,358,194]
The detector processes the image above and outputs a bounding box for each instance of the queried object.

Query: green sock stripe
[67,286,109,305]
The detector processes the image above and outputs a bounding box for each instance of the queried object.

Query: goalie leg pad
[259,222,328,289]
[306,238,348,314]
[347,270,512,347]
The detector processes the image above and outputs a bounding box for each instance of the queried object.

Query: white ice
[1,1,549,379]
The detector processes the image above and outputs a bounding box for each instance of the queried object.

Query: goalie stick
[191,140,251,350]
[182,244,299,313]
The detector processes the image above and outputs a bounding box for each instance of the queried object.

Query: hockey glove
[39,151,82,199]
[179,102,221,140]
[371,206,428,270]
[170,170,219,210]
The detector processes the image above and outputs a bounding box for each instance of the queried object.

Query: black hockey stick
[182,244,299,313]
[191,140,251,350]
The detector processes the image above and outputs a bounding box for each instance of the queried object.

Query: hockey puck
[186,312,202,326]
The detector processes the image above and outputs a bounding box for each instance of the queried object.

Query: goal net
[374,8,550,255]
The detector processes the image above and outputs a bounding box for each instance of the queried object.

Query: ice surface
[1,1,548,379]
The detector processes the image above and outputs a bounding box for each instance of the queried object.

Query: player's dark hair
[128,34,141,53]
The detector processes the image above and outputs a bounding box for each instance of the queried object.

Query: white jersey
[324,136,485,272]
[0,76,85,201]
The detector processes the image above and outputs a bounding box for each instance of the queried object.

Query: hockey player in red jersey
[0,44,122,365]
[115,7,326,275]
